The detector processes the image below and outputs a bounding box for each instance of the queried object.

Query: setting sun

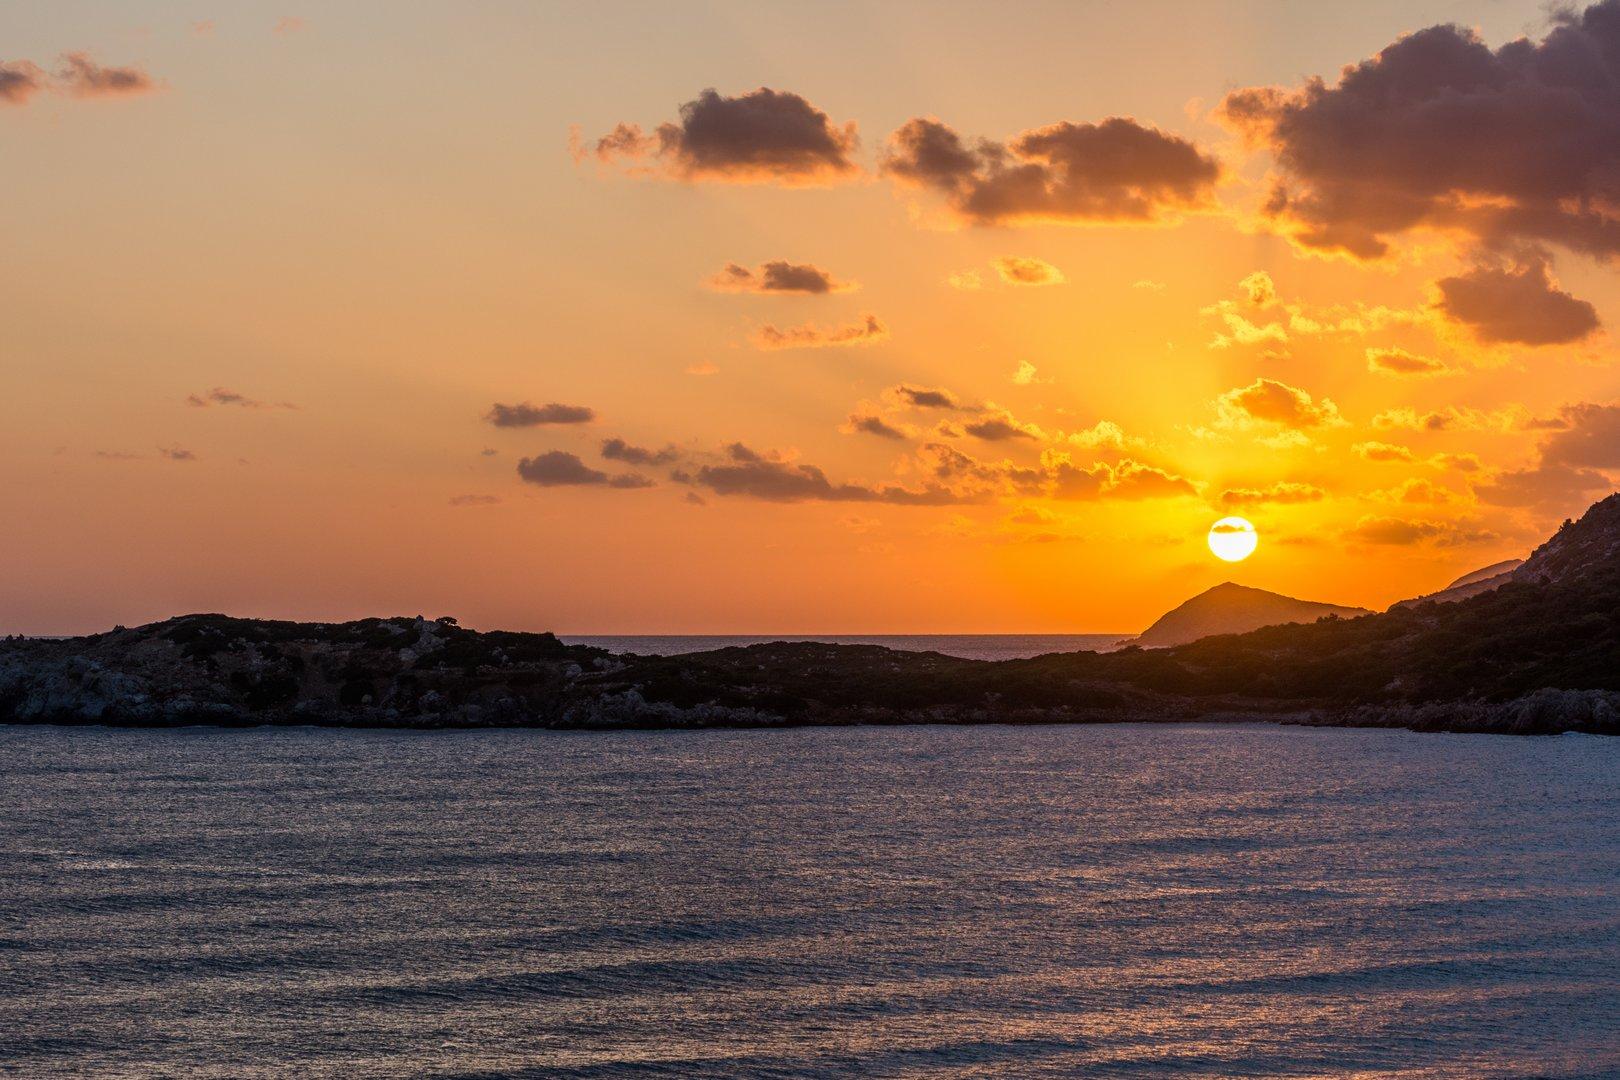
[1209,517,1259,562]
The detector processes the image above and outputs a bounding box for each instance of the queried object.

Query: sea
[3,723,1618,1078]
[560,634,1129,660]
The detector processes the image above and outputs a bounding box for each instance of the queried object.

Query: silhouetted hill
[1450,559,1525,589]
[1391,558,1523,610]
[3,493,1618,735]
[1130,582,1372,648]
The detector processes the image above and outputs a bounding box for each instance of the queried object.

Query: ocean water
[560,634,1129,660]
[2,724,1618,1078]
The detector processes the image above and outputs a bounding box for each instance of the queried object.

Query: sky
[4,0,1619,635]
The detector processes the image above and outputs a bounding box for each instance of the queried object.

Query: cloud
[707,261,854,294]
[1372,405,1518,432]
[1107,460,1199,499]
[752,314,888,350]
[158,445,196,462]
[946,269,984,290]
[1354,441,1416,463]
[1133,279,1167,291]
[1474,462,1612,507]
[1538,402,1620,469]
[55,53,158,98]
[274,16,306,35]
[884,384,960,410]
[1345,517,1445,545]
[993,256,1065,286]
[1063,419,1132,450]
[601,437,680,466]
[883,115,1219,226]
[963,409,1044,441]
[485,401,595,427]
[1432,452,1483,473]
[1366,347,1450,378]
[581,87,859,185]
[1218,5,1620,259]
[185,387,298,410]
[1219,481,1326,506]
[516,451,653,489]
[449,494,502,507]
[1239,270,1278,308]
[692,442,964,504]
[1445,401,1620,510]
[1432,255,1600,345]
[1215,377,1344,430]
[1381,478,1454,505]
[0,60,45,105]
[920,443,1197,503]
[1012,361,1041,385]
[2,53,158,104]
[842,413,911,440]
[685,361,719,376]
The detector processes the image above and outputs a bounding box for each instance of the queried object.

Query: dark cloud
[884,384,960,410]
[1219,3,1620,259]
[516,450,652,489]
[919,443,1197,503]
[963,411,1042,441]
[158,446,196,462]
[449,494,502,507]
[0,60,45,105]
[2,53,157,104]
[1540,402,1620,468]
[485,401,595,427]
[842,413,910,440]
[583,87,859,185]
[601,437,680,466]
[752,314,888,350]
[1473,401,1618,509]
[55,52,157,98]
[882,115,1219,226]
[707,261,852,294]
[1433,255,1600,345]
[185,387,298,410]
[692,442,963,504]
[1474,463,1612,507]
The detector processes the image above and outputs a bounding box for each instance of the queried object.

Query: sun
[1208,516,1258,562]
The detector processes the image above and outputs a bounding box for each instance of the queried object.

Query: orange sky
[3,1,1618,635]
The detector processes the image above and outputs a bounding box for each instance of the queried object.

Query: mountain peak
[1130,582,1372,649]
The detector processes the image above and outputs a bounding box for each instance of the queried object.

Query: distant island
[4,494,1618,737]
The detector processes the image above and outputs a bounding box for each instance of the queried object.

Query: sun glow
[1208,517,1259,562]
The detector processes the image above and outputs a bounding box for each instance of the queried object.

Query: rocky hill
[1129,582,1372,648]
[4,493,1618,736]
